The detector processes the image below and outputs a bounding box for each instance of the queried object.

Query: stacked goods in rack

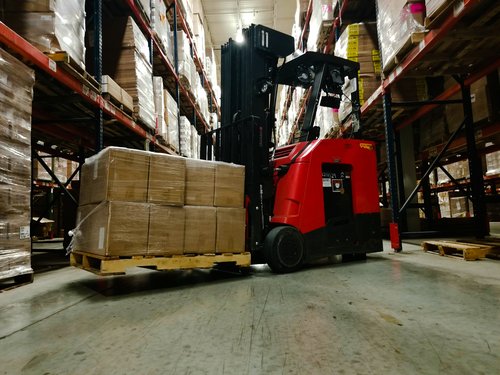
[486,151,500,176]
[180,116,193,158]
[153,77,167,141]
[0,0,86,69]
[425,0,455,27]
[0,49,35,282]
[445,76,495,134]
[164,90,180,151]
[101,75,134,114]
[137,0,151,20]
[376,0,426,72]
[307,0,335,52]
[152,0,173,63]
[192,0,206,65]
[176,30,198,93]
[335,23,381,123]
[106,17,155,130]
[72,147,246,257]
[177,0,194,33]
[33,154,80,183]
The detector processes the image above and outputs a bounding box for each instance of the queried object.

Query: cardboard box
[216,208,246,253]
[214,163,245,208]
[73,201,149,256]
[148,205,185,256]
[184,206,216,254]
[185,159,215,206]
[148,154,186,206]
[79,147,150,205]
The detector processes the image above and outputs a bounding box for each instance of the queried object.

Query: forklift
[202,25,382,273]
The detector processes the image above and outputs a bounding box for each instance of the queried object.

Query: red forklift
[202,25,382,273]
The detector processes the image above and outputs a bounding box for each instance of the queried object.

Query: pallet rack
[0,0,221,245]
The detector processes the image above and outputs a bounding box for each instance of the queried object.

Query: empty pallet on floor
[70,251,251,276]
[422,240,492,260]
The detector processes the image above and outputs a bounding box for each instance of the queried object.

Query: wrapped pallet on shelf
[307,0,335,52]
[164,89,180,151]
[179,116,193,157]
[153,77,167,140]
[0,0,86,69]
[0,48,35,282]
[335,23,381,123]
[152,0,173,63]
[103,17,155,130]
[376,0,426,72]
[176,30,198,93]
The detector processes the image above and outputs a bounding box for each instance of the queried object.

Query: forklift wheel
[264,226,304,273]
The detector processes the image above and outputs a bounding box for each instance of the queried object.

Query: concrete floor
[1,241,499,375]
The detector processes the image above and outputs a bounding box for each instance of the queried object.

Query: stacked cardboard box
[153,77,167,140]
[103,17,155,130]
[176,30,198,92]
[0,0,86,69]
[0,48,35,281]
[486,151,500,176]
[307,0,335,51]
[376,0,426,72]
[180,116,193,158]
[73,147,246,257]
[335,23,381,122]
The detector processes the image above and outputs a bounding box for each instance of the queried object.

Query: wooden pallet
[422,240,492,260]
[382,31,426,74]
[70,251,251,276]
[457,239,500,260]
[45,51,100,93]
[0,272,34,291]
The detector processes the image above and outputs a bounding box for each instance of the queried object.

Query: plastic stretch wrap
[190,129,198,159]
[185,159,215,206]
[376,0,426,71]
[164,90,179,150]
[73,201,149,257]
[1,0,86,69]
[176,31,198,91]
[148,154,186,206]
[0,48,34,280]
[194,80,210,123]
[216,208,245,253]
[153,77,167,138]
[425,0,450,20]
[79,147,150,206]
[179,116,192,157]
[177,0,194,33]
[307,0,335,51]
[152,0,173,62]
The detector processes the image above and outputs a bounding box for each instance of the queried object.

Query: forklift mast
[207,24,364,257]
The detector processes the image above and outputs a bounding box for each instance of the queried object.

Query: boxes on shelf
[164,90,179,150]
[0,0,87,69]
[177,0,194,33]
[148,154,186,206]
[152,0,173,62]
[73,201,149,256]
[425,0,454,26]
[486,151,500,176]
[0,48,35,281]
[216,208,246,253]
[185,158,215,206]
[137,0,151,20]
[176,30,198,91]
[101,75,134,113]
[376,0,426,72]
[306,0,335,51]
[148,205,185,256]
[153,77,167,139]
[190,128,199,160]
[184,206,216,254]
[103,17,155,129]
[436,160,469,184]
[79,147,150,206]
[449,195,472,218]
[180,116,192,157]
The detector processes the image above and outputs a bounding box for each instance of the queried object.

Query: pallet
[45,51,101,93]
[382,31,426,74]
[0,272,34,291]
[425,0,456,30]
[422,240,492,260]
[70,251,251,276]
[456,239,500,260]
[102,93,134,116]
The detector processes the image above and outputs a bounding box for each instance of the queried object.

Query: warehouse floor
[1,241,499,375]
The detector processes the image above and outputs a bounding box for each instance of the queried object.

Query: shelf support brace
[94,0,104,152]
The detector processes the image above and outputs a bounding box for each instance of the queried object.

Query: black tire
[264,226,304,273]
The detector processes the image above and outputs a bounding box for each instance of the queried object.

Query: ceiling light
[235,26,244,43]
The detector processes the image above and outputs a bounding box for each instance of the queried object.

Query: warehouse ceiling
[200,0,295,60]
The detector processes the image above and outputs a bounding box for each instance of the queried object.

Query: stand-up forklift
[202,25,382,273]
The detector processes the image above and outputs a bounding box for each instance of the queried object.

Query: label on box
[19,226,30,240]
[322,178,332,188]
[98,227,105,249]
